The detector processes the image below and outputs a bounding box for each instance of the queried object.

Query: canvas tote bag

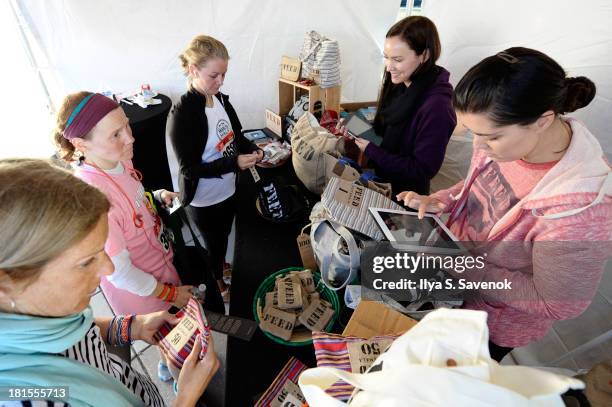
[298,308,585,407]
[291,112,344,194]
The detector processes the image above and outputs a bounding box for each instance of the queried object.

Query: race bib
[215,119,237,157]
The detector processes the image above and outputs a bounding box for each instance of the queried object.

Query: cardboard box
[343,300,417,338]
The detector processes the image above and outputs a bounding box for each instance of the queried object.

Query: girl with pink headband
[53,91,221,384]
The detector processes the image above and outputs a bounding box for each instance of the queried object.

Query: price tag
[249,166,261,183]
[347,338,393,374]
[271,379,306,407]
[166,315,198,353]
[334,179,364,208]
[296,235,318,277]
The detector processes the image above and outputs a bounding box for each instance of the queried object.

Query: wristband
[157,283,170,300]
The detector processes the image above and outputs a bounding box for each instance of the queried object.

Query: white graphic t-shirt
[191,97,237,207]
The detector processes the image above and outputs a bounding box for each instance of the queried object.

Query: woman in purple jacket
[353,16,456,195]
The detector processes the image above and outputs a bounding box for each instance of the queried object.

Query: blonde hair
[179,35,229,85]
[0,159,110,284]
[52,91,94,162]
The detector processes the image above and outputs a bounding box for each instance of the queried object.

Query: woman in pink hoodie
[398,47,612,361]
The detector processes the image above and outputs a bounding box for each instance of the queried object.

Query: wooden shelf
[278,79,340,116]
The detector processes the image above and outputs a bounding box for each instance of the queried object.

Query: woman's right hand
[237,152,259,170]
[172,285,194,309]
[396,191,445,219]
[174,335,219,407]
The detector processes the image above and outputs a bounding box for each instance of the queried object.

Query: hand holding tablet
[396,191,445,219]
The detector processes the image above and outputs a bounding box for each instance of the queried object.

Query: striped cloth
[254,357,307,407]
[321,176,404,240]
[1,323,165,407]
[312,331,398,401]
[155,297,210,370]
[299,31,341,89]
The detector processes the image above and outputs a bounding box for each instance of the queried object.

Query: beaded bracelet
[120,315,134,345]
[157,284,170,300]
[106,315,135,346]
[115,316,124,346]
[106,316,117,345]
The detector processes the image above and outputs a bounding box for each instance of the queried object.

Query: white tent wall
[422,0,612,161]
[421,0,612,370]
[16,0,399,129]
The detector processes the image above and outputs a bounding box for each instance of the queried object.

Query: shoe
[222,262,232,286]
[157,361,172,382]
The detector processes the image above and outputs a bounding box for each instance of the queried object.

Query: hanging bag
[310,202,361,291]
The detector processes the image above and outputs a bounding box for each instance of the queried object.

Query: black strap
[176,207,206,252]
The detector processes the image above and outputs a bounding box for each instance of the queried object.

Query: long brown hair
[374,16,442,131]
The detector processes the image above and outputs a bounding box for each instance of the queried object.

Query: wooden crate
[278,78,340,115]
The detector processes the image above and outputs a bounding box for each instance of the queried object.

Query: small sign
[280,56,302,82]
[334,179,364,209]
[265,109,283,137]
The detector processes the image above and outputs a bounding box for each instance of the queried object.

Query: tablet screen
[345,114,372,136]
[375,210,460,251]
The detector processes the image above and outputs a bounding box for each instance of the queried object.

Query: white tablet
[368,208,464,254]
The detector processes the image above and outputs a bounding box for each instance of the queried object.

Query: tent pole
[8,0,55,114]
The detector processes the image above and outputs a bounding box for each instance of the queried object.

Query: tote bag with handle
[298,308,585,407]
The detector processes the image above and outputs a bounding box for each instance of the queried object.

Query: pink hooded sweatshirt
[431,118,612,347]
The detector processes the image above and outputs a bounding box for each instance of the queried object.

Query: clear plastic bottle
[192,283,207,303]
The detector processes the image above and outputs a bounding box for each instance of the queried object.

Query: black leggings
[186,195,236,281]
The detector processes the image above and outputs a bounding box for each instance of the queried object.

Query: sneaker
[157,361,172,382]
[222,262,232,286]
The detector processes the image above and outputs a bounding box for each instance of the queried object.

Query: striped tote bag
[312,331,398,401]
[154,297,211,369]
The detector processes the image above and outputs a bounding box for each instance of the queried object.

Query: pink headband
[63,93,119,140]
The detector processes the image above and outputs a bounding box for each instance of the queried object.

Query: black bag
[255,179,312,223]
[158,204,225,314]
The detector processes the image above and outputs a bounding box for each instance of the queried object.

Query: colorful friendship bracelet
[107,315,135,346]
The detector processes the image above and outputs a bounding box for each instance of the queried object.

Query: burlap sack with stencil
[291,112,344,195]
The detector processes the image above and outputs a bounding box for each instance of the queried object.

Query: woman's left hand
[131,311,179,345]
[159,190,179,207]
[353,137,370,152]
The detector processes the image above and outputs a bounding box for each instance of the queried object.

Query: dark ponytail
[453,47,596,126]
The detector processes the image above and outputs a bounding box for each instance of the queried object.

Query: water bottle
[192,284,207,303]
